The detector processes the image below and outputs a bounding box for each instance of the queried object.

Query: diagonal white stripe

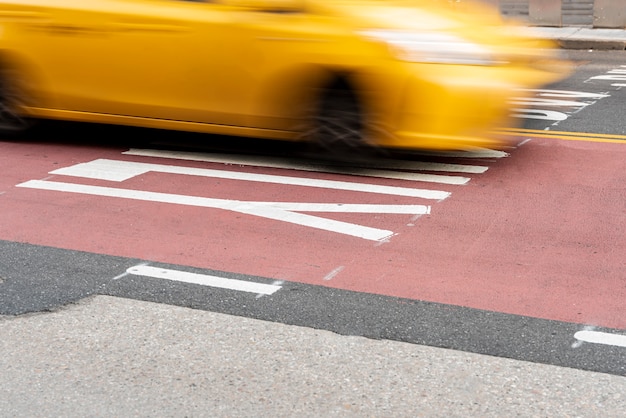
[17,180,399,241]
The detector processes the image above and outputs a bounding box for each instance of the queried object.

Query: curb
[556,39,626,50]
[532,27,626,51]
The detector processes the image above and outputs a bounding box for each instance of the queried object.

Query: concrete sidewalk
[1,296,624,417]
[532,26,626,50]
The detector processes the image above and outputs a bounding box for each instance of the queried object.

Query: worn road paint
[323,266,345,281]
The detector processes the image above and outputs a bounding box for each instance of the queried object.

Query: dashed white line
[127,265,282,295]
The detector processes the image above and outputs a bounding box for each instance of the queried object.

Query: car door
[11,0,239,126]
[92,0,241,125]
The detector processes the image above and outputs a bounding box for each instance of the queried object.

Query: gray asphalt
[1,295,625,417]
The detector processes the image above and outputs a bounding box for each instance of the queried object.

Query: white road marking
[323,266,344,281]
[252,202,430,214]
[512,89,610,122]
[517,89,610,99]
[415,148,509,159]
[510,98,591,108]
[50,159,450,200]
[18,179,426,241]
[512,108,568,121]
[590,74,626,82]
[573,330,626,348]
[126,265,281,295]
[588,67,626,88]
[18,148,500,240]
[124,148,488,176]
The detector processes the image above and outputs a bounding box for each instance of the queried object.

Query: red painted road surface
[1,136,625,329]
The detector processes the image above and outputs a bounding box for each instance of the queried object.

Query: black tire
[315,87,365,150]
[0,67,34,137]
[300,80,392,161]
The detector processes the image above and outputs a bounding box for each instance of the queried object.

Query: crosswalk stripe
[123,148,489,177]
[51,159,452,200]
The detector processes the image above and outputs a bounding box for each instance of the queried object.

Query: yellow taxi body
[0,0,569,151]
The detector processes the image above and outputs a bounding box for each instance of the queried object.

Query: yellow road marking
[495,128,626,144]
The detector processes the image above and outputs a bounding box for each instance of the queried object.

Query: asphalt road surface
[1,50,625,416]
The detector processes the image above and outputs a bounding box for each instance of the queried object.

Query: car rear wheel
[314,86,365,151]
[0,68,33,136]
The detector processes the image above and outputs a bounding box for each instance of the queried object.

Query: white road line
[512,108,568,121]
[17,180,411,241]
[590,75,626,82]
[323,266,344,281]
[510,98,591,108]
[126,265,281,295]
[251,202,430,214]
[412,148,509,159]
[124,148,488,175]
[574,330,626,348]
[50,159,451,200]
[517,89,610,99]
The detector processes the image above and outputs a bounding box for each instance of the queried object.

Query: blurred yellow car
[0,0,568,151]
